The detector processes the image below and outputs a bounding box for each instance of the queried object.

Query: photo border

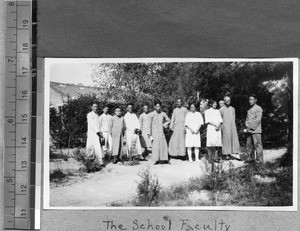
[43,57,298,211]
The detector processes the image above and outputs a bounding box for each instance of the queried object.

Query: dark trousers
[246,133,263,162]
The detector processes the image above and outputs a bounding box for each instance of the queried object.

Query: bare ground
[49,148,287,207]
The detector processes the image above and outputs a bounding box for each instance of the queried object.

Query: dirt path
[49,148,286,207]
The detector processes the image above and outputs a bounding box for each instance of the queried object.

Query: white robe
[205,108,223,147]
[124,112,142,156]
[86,111,103,158]
[99,113,112,151]
[185,111,204,147]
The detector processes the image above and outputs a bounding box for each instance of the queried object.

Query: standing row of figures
[86,95,263,166]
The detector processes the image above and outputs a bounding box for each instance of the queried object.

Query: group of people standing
[86,94,263,166]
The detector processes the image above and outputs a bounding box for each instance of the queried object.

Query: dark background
[38,0,300,58]
[36,1,299,231]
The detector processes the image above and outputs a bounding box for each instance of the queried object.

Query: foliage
[50,94,127,149]
[50,62,293,151]
[127,159,292,207]
[50,168,66,184]
[91,62,292,149]
[135,167,161,206]
[72,148,103,173]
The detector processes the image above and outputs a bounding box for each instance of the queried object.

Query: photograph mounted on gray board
[43,58,298,210]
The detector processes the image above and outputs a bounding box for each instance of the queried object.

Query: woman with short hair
[185,102,204,162]
[205,100,223,165]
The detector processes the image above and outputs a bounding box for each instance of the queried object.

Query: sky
[50,63,95,86]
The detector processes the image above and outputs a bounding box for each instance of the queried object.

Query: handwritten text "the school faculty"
[102,219,231,231]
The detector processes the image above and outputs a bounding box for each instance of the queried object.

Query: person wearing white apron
[185,102,204,162]
[205,100,223,165]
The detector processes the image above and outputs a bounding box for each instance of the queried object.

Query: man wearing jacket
[244,94,263,163]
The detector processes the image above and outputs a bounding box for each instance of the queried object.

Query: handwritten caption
[102,218,231,231]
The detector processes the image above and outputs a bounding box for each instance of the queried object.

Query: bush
[72,148,103,173]
[50,168,66,184]
[135,167,161,206]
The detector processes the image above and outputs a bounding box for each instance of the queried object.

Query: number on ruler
[21,184,27,193]
[21,137,27,145]
[22,90,28,98]
[7,118,14,123]
[21,209,27,216]
[23,20,29,28]
[21,161,27,169]
[22,43,29,51]
[22,66,28,74]
[21,113,28,122]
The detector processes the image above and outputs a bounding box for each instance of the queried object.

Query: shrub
[135,167,161,206]
[72,148,103,173]
[50,168,66,184]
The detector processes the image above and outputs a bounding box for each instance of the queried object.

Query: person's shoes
[195,159,201,163]
[154,161,160,165]
[113,156,118,164]
[244,158,255,164]
[188,159,193,163]
[234,154,242,161]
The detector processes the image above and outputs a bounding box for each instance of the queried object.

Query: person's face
[249,96,257,106]
[224,97,231,106]
[155,104,161,112]
[127,105,133,113]
[115,108,121,116]
[219,101,224,108]
[212,102,217,109]
[91,104,98,113]
[143,105,148,113]
[190,104,196,112]
[176,99,182,108]
[103,107,108,114]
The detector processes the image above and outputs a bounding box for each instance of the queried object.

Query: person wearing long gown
[148,101,170,164]
[108,107,125,164]
[99,106,112,154]
[86,102,103,164]
[185,102,204,162]
[139,105,152,157]
[168,99,188,158]
[219,96,241,160]
[124,104,142,158]
[205,100,223,165]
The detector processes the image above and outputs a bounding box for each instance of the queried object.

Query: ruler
[4,0,38,229]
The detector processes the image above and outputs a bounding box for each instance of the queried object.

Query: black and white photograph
[44,58,298,209]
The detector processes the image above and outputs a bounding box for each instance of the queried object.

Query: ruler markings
[5,1,37,229]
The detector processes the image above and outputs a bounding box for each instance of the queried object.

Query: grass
[50,148,104,186]
[128,153,293,207]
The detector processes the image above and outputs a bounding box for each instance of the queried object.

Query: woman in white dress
[205,100,223,164]
[185,102,204,162]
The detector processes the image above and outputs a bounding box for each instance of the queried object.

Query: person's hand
[215,127,220,131]
[191,130,195,134]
